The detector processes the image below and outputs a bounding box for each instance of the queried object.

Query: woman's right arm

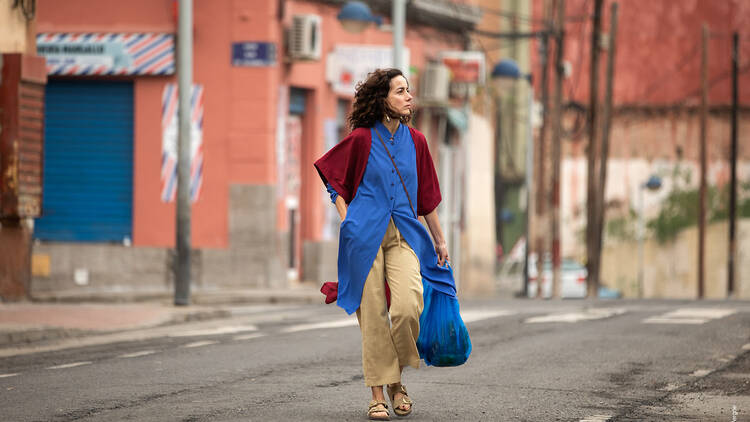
[334,195,347,221]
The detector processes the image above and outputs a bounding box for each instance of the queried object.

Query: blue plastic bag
[416,280,472,367]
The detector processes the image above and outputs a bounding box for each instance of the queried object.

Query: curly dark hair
[348,68,412,130]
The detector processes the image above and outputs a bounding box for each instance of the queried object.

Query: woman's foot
[387,383,413,416]
[368,400,390,420]
[369,386,390,420]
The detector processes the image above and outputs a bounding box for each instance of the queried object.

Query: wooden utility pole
[550,0,565,297]
[534,2,551,298]
[586,0,604,298]
[728,31,739,297]
[698,24,709,299]
[594,2,619,298]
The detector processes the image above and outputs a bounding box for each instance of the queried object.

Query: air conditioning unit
[420,63,450,102]
[289,14,321,61]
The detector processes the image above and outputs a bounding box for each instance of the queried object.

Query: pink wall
[530,0,750,106]
[37,0,466,250]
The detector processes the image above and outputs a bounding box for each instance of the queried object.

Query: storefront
[32,0,477,296]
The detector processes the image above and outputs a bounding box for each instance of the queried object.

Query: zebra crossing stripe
[525,308,626,323]
[579,415,611,422]
[643,308,736,324]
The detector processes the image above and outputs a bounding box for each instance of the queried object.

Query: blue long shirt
[330,121,456,315]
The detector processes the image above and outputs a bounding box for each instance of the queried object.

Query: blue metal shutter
[35,80,134,242]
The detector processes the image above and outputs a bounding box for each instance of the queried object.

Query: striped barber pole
[161,83,204,203]
[37,33,175,76]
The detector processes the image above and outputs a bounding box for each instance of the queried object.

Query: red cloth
[313,126,442,215]
[320,280,391,309]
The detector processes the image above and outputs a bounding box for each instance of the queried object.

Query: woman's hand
[435,242,450,267]
[424,210,449,267]
[334,195,347,222]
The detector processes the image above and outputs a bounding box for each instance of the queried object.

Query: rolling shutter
[34,80,133,242]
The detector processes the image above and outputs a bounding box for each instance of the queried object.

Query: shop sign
[36,33,175,75]
[438,51,485,84]
[231,42,276,67]
[326,44,410,95]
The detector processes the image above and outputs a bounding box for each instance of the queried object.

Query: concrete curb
[0,307,233,348]
[27,288,323,305]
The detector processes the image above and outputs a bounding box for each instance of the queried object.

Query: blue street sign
[231,42,276,67]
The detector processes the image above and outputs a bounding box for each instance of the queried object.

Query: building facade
[31,0,489,297]
[526,0,750,298]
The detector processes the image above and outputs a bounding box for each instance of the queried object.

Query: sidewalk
[0,288,322,348]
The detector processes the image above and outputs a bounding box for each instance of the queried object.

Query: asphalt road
[1,299,748,421]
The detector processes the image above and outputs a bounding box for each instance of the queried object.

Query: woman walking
[314,68,457,420]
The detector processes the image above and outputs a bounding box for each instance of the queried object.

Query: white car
[526,254,588,299]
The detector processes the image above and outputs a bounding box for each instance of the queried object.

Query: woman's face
[385,75,413,118]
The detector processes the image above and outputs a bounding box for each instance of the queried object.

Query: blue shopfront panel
[35,80,134,242]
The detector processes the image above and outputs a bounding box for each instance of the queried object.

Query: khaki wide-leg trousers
[356,219,424,387]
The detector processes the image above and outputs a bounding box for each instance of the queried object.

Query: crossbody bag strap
[374,128,418,219]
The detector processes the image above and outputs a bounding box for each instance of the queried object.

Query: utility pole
[550,0,565,298]
[594,2,618,299]
[534,2,551,298]
[175,0,193,306]
[586,0,603,299]
[728,31,739,297]
[698,24,708,300]
[392,0,406,75]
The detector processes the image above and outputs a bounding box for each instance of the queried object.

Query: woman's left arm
[424,210,449,266]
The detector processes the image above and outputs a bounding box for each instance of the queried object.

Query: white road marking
[525,308,626,324]
[643,308,736,325]
[46,361,93,370]
[281,309,515,334]
[690,369,712,377]
[182,340,219,348]
[579,415,612,422]
[233,333,265,341]
[461,309,516,323]
[118,350,157,359]
[168,325,258,338]
[0,373,19,378]
[642,317,707,324]
[281,318,358,333]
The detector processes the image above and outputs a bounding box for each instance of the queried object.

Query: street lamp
[337,1,380,33]
[637,174,662,298]
[337,1,405,75]
[491,58,534,298]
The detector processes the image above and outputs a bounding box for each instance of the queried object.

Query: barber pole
[161,83,204,203]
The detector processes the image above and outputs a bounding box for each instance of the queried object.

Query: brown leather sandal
[368,399,390,421]
[387,384,413,417]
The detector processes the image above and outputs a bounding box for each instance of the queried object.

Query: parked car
[496,239,622,299]
[526,254,587,299]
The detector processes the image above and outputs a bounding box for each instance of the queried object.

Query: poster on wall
[161,83,204,203]
[37,33,175,75]
[326,44,410,96]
